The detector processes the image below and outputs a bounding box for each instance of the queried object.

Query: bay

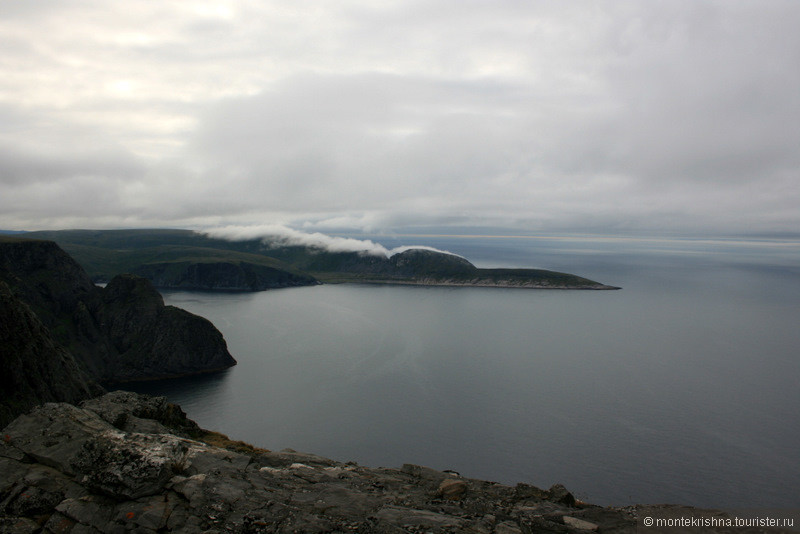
[127,235,800,509]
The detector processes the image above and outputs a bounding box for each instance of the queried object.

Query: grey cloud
[597,2,800,183]
[0,102,147,226]
[0,145,143,187]
[184,46,800,235]
[190,73,524,205]
[1,1,799,236]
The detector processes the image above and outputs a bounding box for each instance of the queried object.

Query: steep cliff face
[0,238,95,320]
[97,274,236,381]
[0,282,98,428]
[0,237,236,388]
[132,260,319,291]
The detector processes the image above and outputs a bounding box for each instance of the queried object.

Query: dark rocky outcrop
[1,392,781,533]
[0,237,236,389]
[131,260,319,291]
[0,282,99,429]
[0,238,96,319]
[94,274,236,381]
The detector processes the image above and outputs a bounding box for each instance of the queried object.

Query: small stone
[374,506,464,528]
[0,439,26,462]
[401,463,444,481]
[563,516,599,531]
[437,478,468,500]
[515,482,548,500]
[495,521,523,534]
[55,496,116,531]
[548,484,576,506]
[128,496,171,530]
[0,516,40,534]
[2,485,62,517]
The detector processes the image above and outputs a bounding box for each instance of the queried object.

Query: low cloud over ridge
[204,225,462,259]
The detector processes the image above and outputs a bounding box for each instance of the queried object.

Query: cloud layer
[1,1,799,236]
[205,225,461,258]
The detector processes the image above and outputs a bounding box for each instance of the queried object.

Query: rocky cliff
[94,274,237,381]
[0,392,777,534]
[0,237,236,388]
[0,282,99,428]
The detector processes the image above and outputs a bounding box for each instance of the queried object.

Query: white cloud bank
[205,225,462,259]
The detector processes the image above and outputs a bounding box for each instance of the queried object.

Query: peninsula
[23,229,619,290]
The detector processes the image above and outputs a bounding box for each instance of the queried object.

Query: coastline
[313,275,620,290]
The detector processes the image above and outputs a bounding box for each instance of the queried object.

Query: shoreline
[314,276,621,290]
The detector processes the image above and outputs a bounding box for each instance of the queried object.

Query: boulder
[70,430,194,500]
[549,483,577,507]
[437,478,468,500]
[80,390,199,436]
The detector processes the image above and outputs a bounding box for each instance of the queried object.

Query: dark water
[128,236,800,509]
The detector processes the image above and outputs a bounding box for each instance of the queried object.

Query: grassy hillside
[25,230,308,281]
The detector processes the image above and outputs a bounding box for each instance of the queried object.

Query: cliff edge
[1,392,783,534]
[0,237,236,389]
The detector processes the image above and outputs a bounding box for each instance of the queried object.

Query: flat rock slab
[563,515,600,531]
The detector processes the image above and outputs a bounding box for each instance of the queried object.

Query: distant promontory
[23,229,620,290]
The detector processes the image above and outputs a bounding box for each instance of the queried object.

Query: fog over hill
[205,225,465,259]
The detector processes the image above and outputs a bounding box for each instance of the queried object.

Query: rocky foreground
[2,392,783,534]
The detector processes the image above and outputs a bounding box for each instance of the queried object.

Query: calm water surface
[128,236,800,509]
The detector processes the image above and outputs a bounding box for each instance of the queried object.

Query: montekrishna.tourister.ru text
[642,514,795,529]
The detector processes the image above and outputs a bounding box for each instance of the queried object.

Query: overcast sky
[1,1,798,237]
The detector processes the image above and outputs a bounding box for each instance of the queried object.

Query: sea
[126,234,800,509]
